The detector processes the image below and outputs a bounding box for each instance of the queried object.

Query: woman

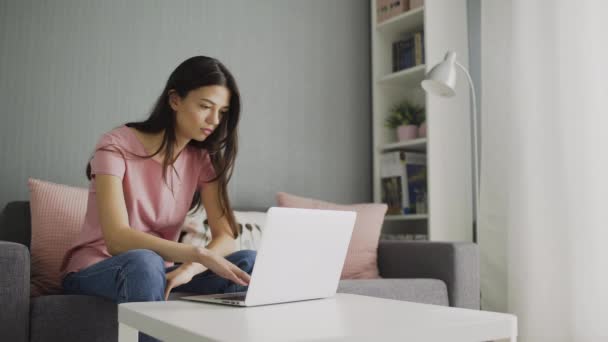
[60,56,255,341]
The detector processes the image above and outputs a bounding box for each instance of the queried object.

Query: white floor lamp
[421,51,480,243]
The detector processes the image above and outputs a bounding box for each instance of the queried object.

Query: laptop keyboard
[220,294,247,301]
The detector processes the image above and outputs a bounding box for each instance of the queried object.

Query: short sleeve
[197,150,217,188]
[90,133,126,180]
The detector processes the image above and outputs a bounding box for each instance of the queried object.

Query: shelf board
[377,64,426,88]
[379,138,427,152]
[376,7,424,36]
[385,214,429,221]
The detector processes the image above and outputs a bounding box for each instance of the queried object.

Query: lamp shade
[421,51,457,97]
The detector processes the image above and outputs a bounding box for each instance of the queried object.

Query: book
[392,41,398,72]
[381,151,428,215]
[390,30,425,73]
[413,31,425,65]
[399,36,415,70]
[399,151,427,214]
[392,41,399,72]
[380,152,406,215]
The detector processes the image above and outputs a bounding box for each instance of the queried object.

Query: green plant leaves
[384,100,426,128]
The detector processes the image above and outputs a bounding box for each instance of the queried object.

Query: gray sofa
[0,201,479,342]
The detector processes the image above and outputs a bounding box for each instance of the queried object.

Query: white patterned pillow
[179,206,266,251]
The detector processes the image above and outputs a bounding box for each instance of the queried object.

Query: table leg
[119,322,138,342]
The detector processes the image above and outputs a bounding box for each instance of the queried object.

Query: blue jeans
[62,249,257,342]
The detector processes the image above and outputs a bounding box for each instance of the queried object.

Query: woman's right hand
[193,247,251,286]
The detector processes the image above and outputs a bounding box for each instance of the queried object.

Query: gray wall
[0,0,371,211]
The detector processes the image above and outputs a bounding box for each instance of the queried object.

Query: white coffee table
[118,293,517,342]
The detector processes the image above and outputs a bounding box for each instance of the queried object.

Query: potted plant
[385,101,425,141]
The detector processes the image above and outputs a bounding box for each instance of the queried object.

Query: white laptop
[180,206,356,307]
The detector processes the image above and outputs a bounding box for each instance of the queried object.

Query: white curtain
[479,1,608,341]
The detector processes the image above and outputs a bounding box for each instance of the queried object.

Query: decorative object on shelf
[376,0,389,24]
[397,124,417,141]
[421,50,480,242]
[384,100,425,141]
[377,0,410,24]
[409,0,424,10]
[388,0,409,19]
[416,107,427,137]
[418,122,427,137]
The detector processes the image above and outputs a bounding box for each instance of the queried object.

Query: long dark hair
[86,56,241,238]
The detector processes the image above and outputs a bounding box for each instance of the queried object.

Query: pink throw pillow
[276,192,387,279]
[28,178,88,297]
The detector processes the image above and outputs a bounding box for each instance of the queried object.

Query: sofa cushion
[180,206,267,251]
[28,178,88,297]
[276,192,387,279]
[337,279,449,306]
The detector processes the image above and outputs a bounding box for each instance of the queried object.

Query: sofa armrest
[0,241,30,342]
[377,240,479,309]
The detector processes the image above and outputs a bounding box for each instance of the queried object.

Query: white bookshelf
[377,64,426,88]
[379,138,427,152]
[371,0,474,242]
[385,214,429,221]
[376,6,424,35]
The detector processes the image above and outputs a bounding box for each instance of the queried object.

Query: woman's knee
[122,249,164,271]
[118,249,166,302]
[228,249,257,274]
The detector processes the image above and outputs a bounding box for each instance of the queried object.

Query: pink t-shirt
[60,125,217,278]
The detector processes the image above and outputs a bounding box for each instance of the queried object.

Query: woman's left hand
[164,264,196,300]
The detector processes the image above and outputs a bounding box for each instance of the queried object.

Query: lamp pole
[422,52,480,243]
[456,61,480,243]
